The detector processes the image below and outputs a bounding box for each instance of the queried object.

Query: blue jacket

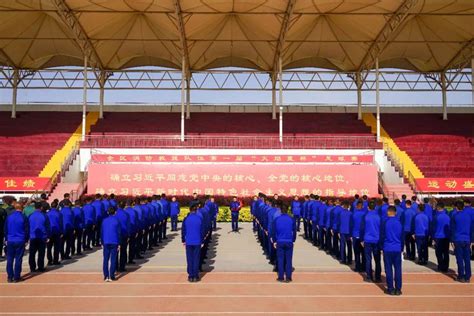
[338,208,353,235]
[414,212,430,237]
[83,204,96,226]
[380,203,390,222]
[402,207,416,233]
[310,200,320,223]
[272,213,296,243]
[362,210,381,243]
[72,206,84,230]
[160,198,170,217]
[115,208,131,239]
[60,207,74,233]
[47,208,63,235]
[302,200,309,219]
[170,201,180,216]
[381,217,403,252]
[230,201,241,212]
[424,203,434,222]
[125,207,138,234]
[432,210,450,239]
[182,212,203,246]
[291,201,301,216]
[5,211,29,243]
[450,209,473,242]
[101,216,121,245]
[352,208,366,239]
[318,203,327,226]
[92,200,105,221]
[29,210,50,240]
[325,206,333,228]
[331,205,343,231]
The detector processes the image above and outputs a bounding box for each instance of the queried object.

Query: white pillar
[471,56,473,106]
[356,72,362,120]
[82,55,88,141]
[441,72,447,120]
[11,69,19,119]
[375,58,380,143]
[99,71,105,119]
[180,56,185,142]
[186,76,191,119]
[272,73,276,120]
[279,58,283,143]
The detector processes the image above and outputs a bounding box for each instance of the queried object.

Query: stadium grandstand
[0,0,473,315]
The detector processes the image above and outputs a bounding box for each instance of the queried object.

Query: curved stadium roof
[0,0,472,72]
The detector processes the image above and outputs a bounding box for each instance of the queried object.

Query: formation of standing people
[290,194,473,295]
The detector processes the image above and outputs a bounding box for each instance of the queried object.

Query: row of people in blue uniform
[290,194,473,294]
[3,193,181,282]
[251,193,297,282]
[181,197,220,282]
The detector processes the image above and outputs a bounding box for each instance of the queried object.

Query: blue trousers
[454,241,471,281]
[415,236,428,263]
[231,212,239,231]
[364,242,381,280]
[103,244,118,279]
[171,215,178,231]
[383,251,402,291]
[6,241,25,281]
[276,242,293,280]
[294,215,301,231]
[312,224,319,245]
[318,226,326,249]
[353,238,365,272]
[339,234,352,263]
[186,245,201,279]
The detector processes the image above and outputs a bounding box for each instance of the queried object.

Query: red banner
[92,154,373,164]
[415,178,474,192]
[88,163,378,198]
[0,177,51,192]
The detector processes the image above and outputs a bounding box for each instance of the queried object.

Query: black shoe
[285,278,292,283]
[7,278,13,283]
[47,261,53,266]
[384,288,395,295]
[135,255,144,259]
[456,277,465,283]
[30,268,37,273]
[38,268,46,272]
[272,267,277,272]
[77,252,82,255]
[53,262,61,266]
[63,256,72,260]
[188,277,193,282]
[375,277,382,283]
[128,261,136,265]
[394,289,402,296]
[364,277,373,283]
[276,278,284,282]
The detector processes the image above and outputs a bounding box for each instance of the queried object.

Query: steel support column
[279,58,283,143]
[356,72,362,120]
[375,58,380,143]
[471,56,474,106]
[186,76,191,119]
[82,55,88,141]
[271,73,277,120]
[180,56,185,142]
[11,69,19,119]
[441,72,448,120]
[99,71,106,119]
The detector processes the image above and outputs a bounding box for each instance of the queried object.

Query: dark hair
[119,201,126,209]
[411,196,417,201]
[436,202,445,209]
[342,200,350,208]
[280,204,288,214]
[382,197,389,203]
[401,194,407,199]
[455,200,464,210]
[108,207,116,215]
[354,194,360,199]
[356,201,363,207]
[63,200,72,207]
[40,193,47,200]
[405,200,412,206]
[95,194,102,199]
[423,197,429,203]
[464,199,471,205]
[51,201,58,208]
[362,195,368,200]
[34,201,43,209]
[110,194,115,199]
[394,199,400,205]
[387,206,396,214]
[63,193,70,198]
[74,199,81,206]
[368,201,376,210]
[418,204,425,212]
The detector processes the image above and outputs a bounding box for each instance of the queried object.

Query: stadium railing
[82,134,380,149]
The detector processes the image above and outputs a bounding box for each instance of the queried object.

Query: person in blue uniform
[463,199,474,260]
[170,196,180,231]
[338,201,353,264]
[361,201,381,282]
[324,200,334,253]
[82,197,96,250]
[331,200,342,259]
[230,197,241,232]
[71,200,84,256]
[267,200,279,269]
[400,194,407,210]
[272,204,296,282]
[160,194,170,240]
[413,204,430,265]
[432,202,450,272]
[302,195,309,239]
[251,196,259,232]
[381,206,403,296]
[60,200,75,260]
[291,196,301,232]
[133,198,144,260]
[47,201,63,266]
[317,199,327,250]
[352,201,366,272]
[182,201,203,282]
[450,200,473,283]
[92,194,105,247]
[28,202,50,272]
[401,200,416,260]
[210,197,219,231]
[5,202,29,282]
[101,207,121,282]
[310,195,321,247]
[124,199,138,264]
[116,202,130,272]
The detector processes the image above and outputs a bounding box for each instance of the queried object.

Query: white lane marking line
[0,282,467,286]
[0,312,472,315]
[0,271,455,275]
[1,295,473,298]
